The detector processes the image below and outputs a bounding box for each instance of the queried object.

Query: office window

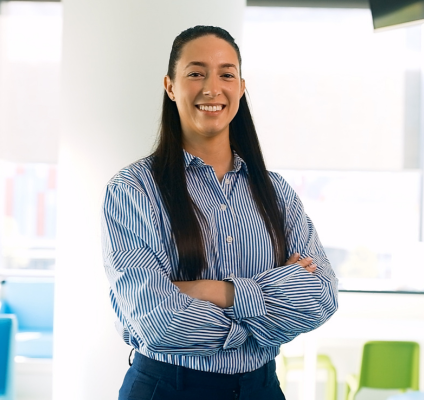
[0,162,57,271]
[0,2,61,274]
[243,7,424,292]
[281,169,422,291]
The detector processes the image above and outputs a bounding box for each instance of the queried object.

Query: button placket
[209,173,239,278]
[221,173,233,197]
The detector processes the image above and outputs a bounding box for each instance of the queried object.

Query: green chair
[278,354,337,400]
[345,341,420,400]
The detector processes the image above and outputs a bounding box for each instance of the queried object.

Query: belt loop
[128,348,135,366]
[176,366,184,391]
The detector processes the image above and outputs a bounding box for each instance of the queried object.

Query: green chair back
[359,341,420,391]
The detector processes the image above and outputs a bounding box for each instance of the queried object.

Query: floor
[15,357,52,400]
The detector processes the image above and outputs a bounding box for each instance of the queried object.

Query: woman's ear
[240,78,246,99]
[164,75,176,101]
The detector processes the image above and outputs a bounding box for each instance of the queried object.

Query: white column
[420,24,424,242]
[53,1,245,400]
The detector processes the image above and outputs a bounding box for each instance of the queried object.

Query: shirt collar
[183,149,248,173]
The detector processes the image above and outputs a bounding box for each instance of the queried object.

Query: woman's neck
[183,135,233,182]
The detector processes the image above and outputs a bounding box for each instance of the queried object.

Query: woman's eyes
[187,72,235,79]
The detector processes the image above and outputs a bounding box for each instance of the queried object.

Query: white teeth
[198,105,223,111]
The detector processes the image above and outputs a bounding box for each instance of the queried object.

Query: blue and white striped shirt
[101,150,338,374]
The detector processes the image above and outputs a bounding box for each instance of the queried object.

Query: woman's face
[164,35,245,145]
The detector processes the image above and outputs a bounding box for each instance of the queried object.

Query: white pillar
[53,1,245,399]
[420,24,424,242]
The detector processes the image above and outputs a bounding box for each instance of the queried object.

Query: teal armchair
[0,315,17,400]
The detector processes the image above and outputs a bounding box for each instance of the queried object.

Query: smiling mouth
[196,105,225,112]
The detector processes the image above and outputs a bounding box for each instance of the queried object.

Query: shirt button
[220,204,227,211]
[225,179,230,185]
[226,236,233,243]
[230,273,235,278]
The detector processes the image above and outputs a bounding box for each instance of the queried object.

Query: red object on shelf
[5,178,14,217]
[36,192,45,237]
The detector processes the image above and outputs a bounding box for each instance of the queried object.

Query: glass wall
[0,1,61,276]
[243,7,424,292]
[0,162,57,271]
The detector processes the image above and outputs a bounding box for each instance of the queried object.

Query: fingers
[299,257,317,272]
[304,264,317,273]
[300,256,317,273]
[285,253,300,265]
[286,253,317,273]
[297,256,313,267]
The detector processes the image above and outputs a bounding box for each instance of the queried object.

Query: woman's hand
[285,252,317,273]
[174,254,316,307]
[173,280,234,308]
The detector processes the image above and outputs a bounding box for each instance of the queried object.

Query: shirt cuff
[224,276,267,320]
[223,320,249,350]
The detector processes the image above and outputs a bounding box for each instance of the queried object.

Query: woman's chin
[196,125,230,139]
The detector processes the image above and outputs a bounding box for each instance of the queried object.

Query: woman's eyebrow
[220,63,237,70]
[184,61,238,70]
[184,61,207,69]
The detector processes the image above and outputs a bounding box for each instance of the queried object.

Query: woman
[102,25,338,400]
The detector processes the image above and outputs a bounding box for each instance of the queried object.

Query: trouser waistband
[132,351,276,391]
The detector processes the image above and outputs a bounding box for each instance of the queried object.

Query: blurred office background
[0,1,423,400]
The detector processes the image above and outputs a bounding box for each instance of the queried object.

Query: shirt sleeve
[102,179,250,356]
[223,174,338,347]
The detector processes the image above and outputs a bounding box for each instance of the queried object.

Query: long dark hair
[152,26,286,280]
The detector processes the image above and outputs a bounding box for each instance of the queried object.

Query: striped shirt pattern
[101,151,338,374]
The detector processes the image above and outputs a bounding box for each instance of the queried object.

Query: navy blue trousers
[119,351,286,400]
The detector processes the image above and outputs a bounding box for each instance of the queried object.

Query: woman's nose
[203,76,221,97]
